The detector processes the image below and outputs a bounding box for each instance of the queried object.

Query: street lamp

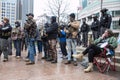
[101,0,103,10]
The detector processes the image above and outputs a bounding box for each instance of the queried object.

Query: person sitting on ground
[73,29,117,73]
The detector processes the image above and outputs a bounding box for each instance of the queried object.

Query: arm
[70,21,80,29]
[0,25,12,31]
[107,14,112,29]
[46,23,58,34]
[94,33,106,44]
[107,37,118,49]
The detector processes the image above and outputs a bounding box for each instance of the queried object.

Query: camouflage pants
[0,38,9,59]
[48,39,57,60]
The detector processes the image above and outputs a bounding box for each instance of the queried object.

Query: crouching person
[0,18,12,62]
[73,29,117,72]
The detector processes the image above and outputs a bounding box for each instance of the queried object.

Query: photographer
[24,13,37,65]
[58,25,67,59]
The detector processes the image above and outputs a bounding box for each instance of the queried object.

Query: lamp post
[101,0,103,10]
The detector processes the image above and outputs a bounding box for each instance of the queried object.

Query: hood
[51,16,56,23]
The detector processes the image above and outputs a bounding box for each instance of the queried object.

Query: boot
[51,59,57,63]
[72,53,83,61]
[84,63,93,73]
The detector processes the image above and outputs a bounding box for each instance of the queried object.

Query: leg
[84,46,102,73]
[84,32,88,47]
[65,39,72,64]
[8,38,12,55]
[26,39,35,65]
[51,39,57,63]
[2,39,9,62]
[60,42,67,56]
[71,39,78,66]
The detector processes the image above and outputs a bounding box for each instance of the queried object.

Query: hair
[69,13,75,19]
[3,17,9,23]
[106,29,114,37]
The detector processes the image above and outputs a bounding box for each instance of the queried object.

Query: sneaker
[51,60,57,63]
[61,55,67,59]
[25,58,30,62]
[41,57,46,59]
[26,61,35,65]
[16,56,21,59]
[64,60,71,64]
[46,58,53,61]
[73,61,78,66]
[3,58,8,62]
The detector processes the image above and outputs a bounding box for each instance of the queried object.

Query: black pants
[43,40,49,58]
[82,44,102,62]
[59,42,67,56]
[82,32,88,46]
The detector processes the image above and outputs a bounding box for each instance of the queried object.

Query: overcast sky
[34,0,79,19]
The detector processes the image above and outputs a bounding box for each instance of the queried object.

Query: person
[41,23,50,60]
[11,21,23,58]
[21,28,27,51]
[64,13,80,66]
[36,24,43,60]
[46,16,58,63]
[73,29,117,73]
[80,18,89,47]
[0,18,12,62]
[24,13,37,65]
[58,25,67,59]
[100,8,112,36]
[91,14,100,40]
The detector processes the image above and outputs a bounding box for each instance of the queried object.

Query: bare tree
[46,0,70,24]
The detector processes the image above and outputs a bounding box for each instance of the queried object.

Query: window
[112,21,120,29]
[112,10,120,17]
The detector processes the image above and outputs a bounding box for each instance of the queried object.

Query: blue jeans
[14,39,22,56]
[28,38,36,62]
[37,40,42,53]
[66,38,77,61]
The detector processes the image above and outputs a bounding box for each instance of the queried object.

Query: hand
[101,33,106,39]
[68,22,71,25]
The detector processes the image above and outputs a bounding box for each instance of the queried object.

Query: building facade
[78,0,120,30]
[21,0,34,26]
[0,0,16,27]
[0,0,34,27]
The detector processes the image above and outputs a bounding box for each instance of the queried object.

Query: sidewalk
[0,49,120,80]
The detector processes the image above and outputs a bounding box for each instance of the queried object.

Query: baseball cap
[101,8,108,12]
[26,13,34,17]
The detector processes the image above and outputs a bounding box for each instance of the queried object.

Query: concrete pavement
[0,49,120,80]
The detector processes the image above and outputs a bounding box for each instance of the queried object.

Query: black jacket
[81,23,89,32]
[46,16,58,39]
[0,23,12,39]
[91,19,100,31]
[100,14,112,29]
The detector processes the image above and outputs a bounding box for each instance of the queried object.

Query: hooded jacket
[46,16,58,39]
